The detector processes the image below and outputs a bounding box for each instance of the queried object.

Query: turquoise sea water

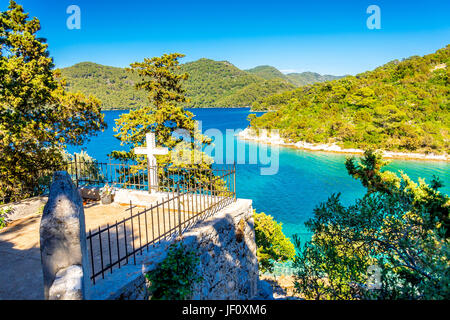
[68,108,450,239]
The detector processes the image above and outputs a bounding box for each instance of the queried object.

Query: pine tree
[0,1,106,201]
[111,53,222,190]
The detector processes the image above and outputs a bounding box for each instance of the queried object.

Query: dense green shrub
[0,207,11,229]
[293,151,450,300]
[145,242,201,300]
[253,211,296,273]
[63,150,103,183]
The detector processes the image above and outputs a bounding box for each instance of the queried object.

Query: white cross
[134,133,168,193]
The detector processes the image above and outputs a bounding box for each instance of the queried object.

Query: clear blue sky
[3,0,450,75]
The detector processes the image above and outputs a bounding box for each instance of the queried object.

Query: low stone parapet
[0,196,48,223]
[88,198,259,300]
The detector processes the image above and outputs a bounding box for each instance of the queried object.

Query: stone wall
[184,199,258,299]
[89,199,259,300]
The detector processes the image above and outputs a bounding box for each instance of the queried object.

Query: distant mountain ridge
[246,65,343,86]
[60,59,341,110]
[179,59,296,108]
[285,72,344,86]
[246,65,292,82]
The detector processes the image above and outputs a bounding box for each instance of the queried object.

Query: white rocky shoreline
[237,128,449,161]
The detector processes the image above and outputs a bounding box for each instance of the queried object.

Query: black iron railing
[0,156,236,204]
[85,166,236,284]
[1,158,237,285]
[65,155,236,193]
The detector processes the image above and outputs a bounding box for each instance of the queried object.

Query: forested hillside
[245,65,343,86]
[61,59,295,109]
[61,59,340,109]
[60,62,147,109]
[179,59,295,108]
[246,65,292,82]
[249,45,450,154]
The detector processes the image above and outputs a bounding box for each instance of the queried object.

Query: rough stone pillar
[40,171,90,299]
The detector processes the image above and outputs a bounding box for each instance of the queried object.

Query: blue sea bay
[68,108,450,239]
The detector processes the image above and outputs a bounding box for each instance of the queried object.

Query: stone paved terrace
[0,203,103,299]
[0,190,216,300]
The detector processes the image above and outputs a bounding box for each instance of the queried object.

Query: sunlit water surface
[68,108,450,240]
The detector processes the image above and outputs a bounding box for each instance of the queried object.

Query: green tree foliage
[0,206,11,229]
[293,150,450,300]
[0,1,106,201]
[130,54,189,107]
[145,242,201,300]
[250,46,450,154]
[110,54,225,190]
[253,211,296,273]
[111,53,210,161]
[63,150,103,183]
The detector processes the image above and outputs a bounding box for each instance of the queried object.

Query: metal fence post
[233,163,236,200]
[147,158,151,194]
[74,153,79,188]
[75,164,240,285]
[108,157,112,184]
[177,181,182,236]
